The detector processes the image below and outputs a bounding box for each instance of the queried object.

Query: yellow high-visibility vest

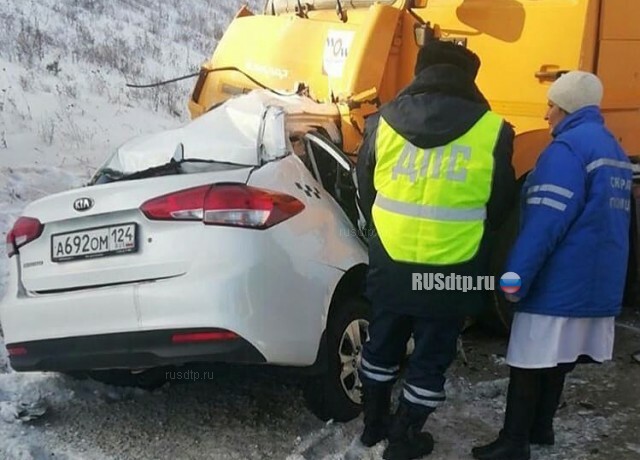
[372,111,502,265]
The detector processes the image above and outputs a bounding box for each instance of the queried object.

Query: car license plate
[51,223,137,262]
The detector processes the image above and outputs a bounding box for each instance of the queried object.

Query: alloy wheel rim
[338,318,369,404]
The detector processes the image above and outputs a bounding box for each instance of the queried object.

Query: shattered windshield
[93,91,289,180]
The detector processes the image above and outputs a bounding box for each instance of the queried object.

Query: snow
[0,0,638,459]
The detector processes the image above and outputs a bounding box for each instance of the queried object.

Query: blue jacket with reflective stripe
[506,106,632,317]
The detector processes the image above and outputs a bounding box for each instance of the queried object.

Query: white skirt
[505,312,615,369]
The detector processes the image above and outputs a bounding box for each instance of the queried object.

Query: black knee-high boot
[471,367,541,460]
[383,401,434,460]
[360,382,393,447]
[530,363,574,445]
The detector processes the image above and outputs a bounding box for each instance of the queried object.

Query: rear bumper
[1,249,338,367]
[6,328,266,372]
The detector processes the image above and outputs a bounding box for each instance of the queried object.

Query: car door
[304,132,361,231]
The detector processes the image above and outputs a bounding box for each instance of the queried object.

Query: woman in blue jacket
[472,71,633,460]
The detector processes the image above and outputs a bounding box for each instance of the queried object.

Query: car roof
[223,89,343,145]
[104,90,343,174]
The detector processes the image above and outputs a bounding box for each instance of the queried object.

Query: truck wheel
[481,199,522,335]
[303,297,370,422]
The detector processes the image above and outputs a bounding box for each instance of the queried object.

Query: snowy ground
[0,327,638,460]
[1,1,640,459]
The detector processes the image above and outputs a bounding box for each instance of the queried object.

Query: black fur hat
[414,40,481,78]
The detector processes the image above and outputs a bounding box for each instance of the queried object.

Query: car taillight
[6,217,44,257]
[6,346,28,356]
[203,184,305,228]
[140,185,208,221]
[140,184,304,229]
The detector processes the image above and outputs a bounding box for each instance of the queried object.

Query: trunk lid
[16,168,253,292]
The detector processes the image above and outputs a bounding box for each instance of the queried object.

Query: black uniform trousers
[360,300,465,414]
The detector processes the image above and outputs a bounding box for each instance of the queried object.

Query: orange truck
[188,0,640,324]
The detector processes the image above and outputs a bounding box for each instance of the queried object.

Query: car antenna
[172,143,184,163]
[335,0,347,22]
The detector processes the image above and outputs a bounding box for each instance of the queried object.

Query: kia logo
[73,197,94,212]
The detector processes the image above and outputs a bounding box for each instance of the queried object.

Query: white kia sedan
[0,90,370,422]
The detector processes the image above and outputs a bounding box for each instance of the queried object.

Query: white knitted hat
[547,71,603,113]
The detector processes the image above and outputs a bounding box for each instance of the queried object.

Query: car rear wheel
[303,297,369,422]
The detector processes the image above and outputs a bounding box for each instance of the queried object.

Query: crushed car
[1,90,371,422]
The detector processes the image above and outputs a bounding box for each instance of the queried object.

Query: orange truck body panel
[188,0,640,179]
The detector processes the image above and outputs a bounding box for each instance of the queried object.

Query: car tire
[303,296,370,422]
[86,368,167,390]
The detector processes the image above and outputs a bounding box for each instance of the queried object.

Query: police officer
[355,40,516,459]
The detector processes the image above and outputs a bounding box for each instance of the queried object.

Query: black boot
[383,402,434,460]
[529,427,555,446]
[529,364,571,445]
[471,367,540,460]
[360,383,393,447]
[471,433,530,460]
